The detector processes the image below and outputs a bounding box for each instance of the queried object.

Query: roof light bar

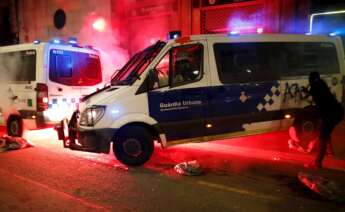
[229,31,240,36]
[68,37,78,45]
[52,39,62,44]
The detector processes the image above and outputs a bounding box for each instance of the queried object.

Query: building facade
[1,0,344,77]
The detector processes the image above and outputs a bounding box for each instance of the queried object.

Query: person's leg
[315,120,336,168]
[327,142,335,156]
[315,137,329,167]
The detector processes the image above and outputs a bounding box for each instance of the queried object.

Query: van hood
[83,86,130,106]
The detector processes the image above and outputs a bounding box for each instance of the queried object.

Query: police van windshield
[49,49,102,86]
[111,41,166,86]
[0,50,36,82]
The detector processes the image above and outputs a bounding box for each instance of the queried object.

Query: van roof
[0,42,100,54]
[185,33,341,43]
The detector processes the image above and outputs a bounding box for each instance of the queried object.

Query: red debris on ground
[298,171,345,202]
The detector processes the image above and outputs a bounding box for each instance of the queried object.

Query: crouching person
[306,72,344,169]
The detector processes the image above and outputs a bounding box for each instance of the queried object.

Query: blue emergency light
[168,31,181,40]
[68,37,78,45]
[33,40,41,44]
[228,31,240,36]
[53,39,61,44]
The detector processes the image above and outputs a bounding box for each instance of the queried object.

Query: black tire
[7,116,23,137]
[113,126,154,166]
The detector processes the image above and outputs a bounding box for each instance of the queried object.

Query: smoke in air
[78,13,129,82]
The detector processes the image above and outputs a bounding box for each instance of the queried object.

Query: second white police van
[58,33,345,166]
[0,39,103,137]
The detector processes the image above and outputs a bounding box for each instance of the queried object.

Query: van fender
[109,113,158,129]
[109,113,167,147]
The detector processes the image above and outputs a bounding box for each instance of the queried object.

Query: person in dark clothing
[306,71,344,169]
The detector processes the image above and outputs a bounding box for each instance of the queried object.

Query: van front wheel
[113,126,154,166]
[7,116,23,137]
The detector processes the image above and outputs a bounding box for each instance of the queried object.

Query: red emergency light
[92,18,106,32]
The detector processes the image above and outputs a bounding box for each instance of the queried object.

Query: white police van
[0,39,103,137]
[58,33,345,166]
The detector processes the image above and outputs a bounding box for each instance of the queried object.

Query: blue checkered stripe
[256,82,281,112]
[49,97,80,109]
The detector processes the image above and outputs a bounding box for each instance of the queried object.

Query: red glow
[149,38,157,44]
[23,128,57,141]
[92,18,106,32]
[257,27,264,34]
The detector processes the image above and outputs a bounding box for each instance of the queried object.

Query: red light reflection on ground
[23,128,57,141]
[9,127,345,173]
[150,130,345,173]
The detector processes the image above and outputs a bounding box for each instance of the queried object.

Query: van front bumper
[56,120,116,153]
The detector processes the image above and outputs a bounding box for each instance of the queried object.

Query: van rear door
[46,49,102,121]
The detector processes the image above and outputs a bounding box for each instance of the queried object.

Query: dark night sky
[311,0,345,12]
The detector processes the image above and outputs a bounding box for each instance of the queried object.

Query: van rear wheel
[7,116,23,137]
[293,107,319,148]
[113,126,154,166]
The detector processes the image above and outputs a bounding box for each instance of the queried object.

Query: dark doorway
[0,6,17,46]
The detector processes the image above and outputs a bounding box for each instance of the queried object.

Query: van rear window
[49,49,102,86]
[214,42,340,84]
[0,50,36,82]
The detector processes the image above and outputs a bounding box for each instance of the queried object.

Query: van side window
[282,43,339,76]
[214,43,279,84]
[153,53,170,89]
[171,44,203,86]
[214,42,339,84]
[0,50,36,81]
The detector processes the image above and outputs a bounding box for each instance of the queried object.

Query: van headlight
[79,105,106,126]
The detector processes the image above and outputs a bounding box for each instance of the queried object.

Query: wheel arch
[109,113,161,143]
[113,122,160,144]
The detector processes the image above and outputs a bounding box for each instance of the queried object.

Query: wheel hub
[302,121,314,134]
[10,121,19,135]
[123,138,142,157]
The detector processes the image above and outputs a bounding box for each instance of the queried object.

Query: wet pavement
[0,122,345,211]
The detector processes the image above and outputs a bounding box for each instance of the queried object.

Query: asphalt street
[1,122,345,211]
